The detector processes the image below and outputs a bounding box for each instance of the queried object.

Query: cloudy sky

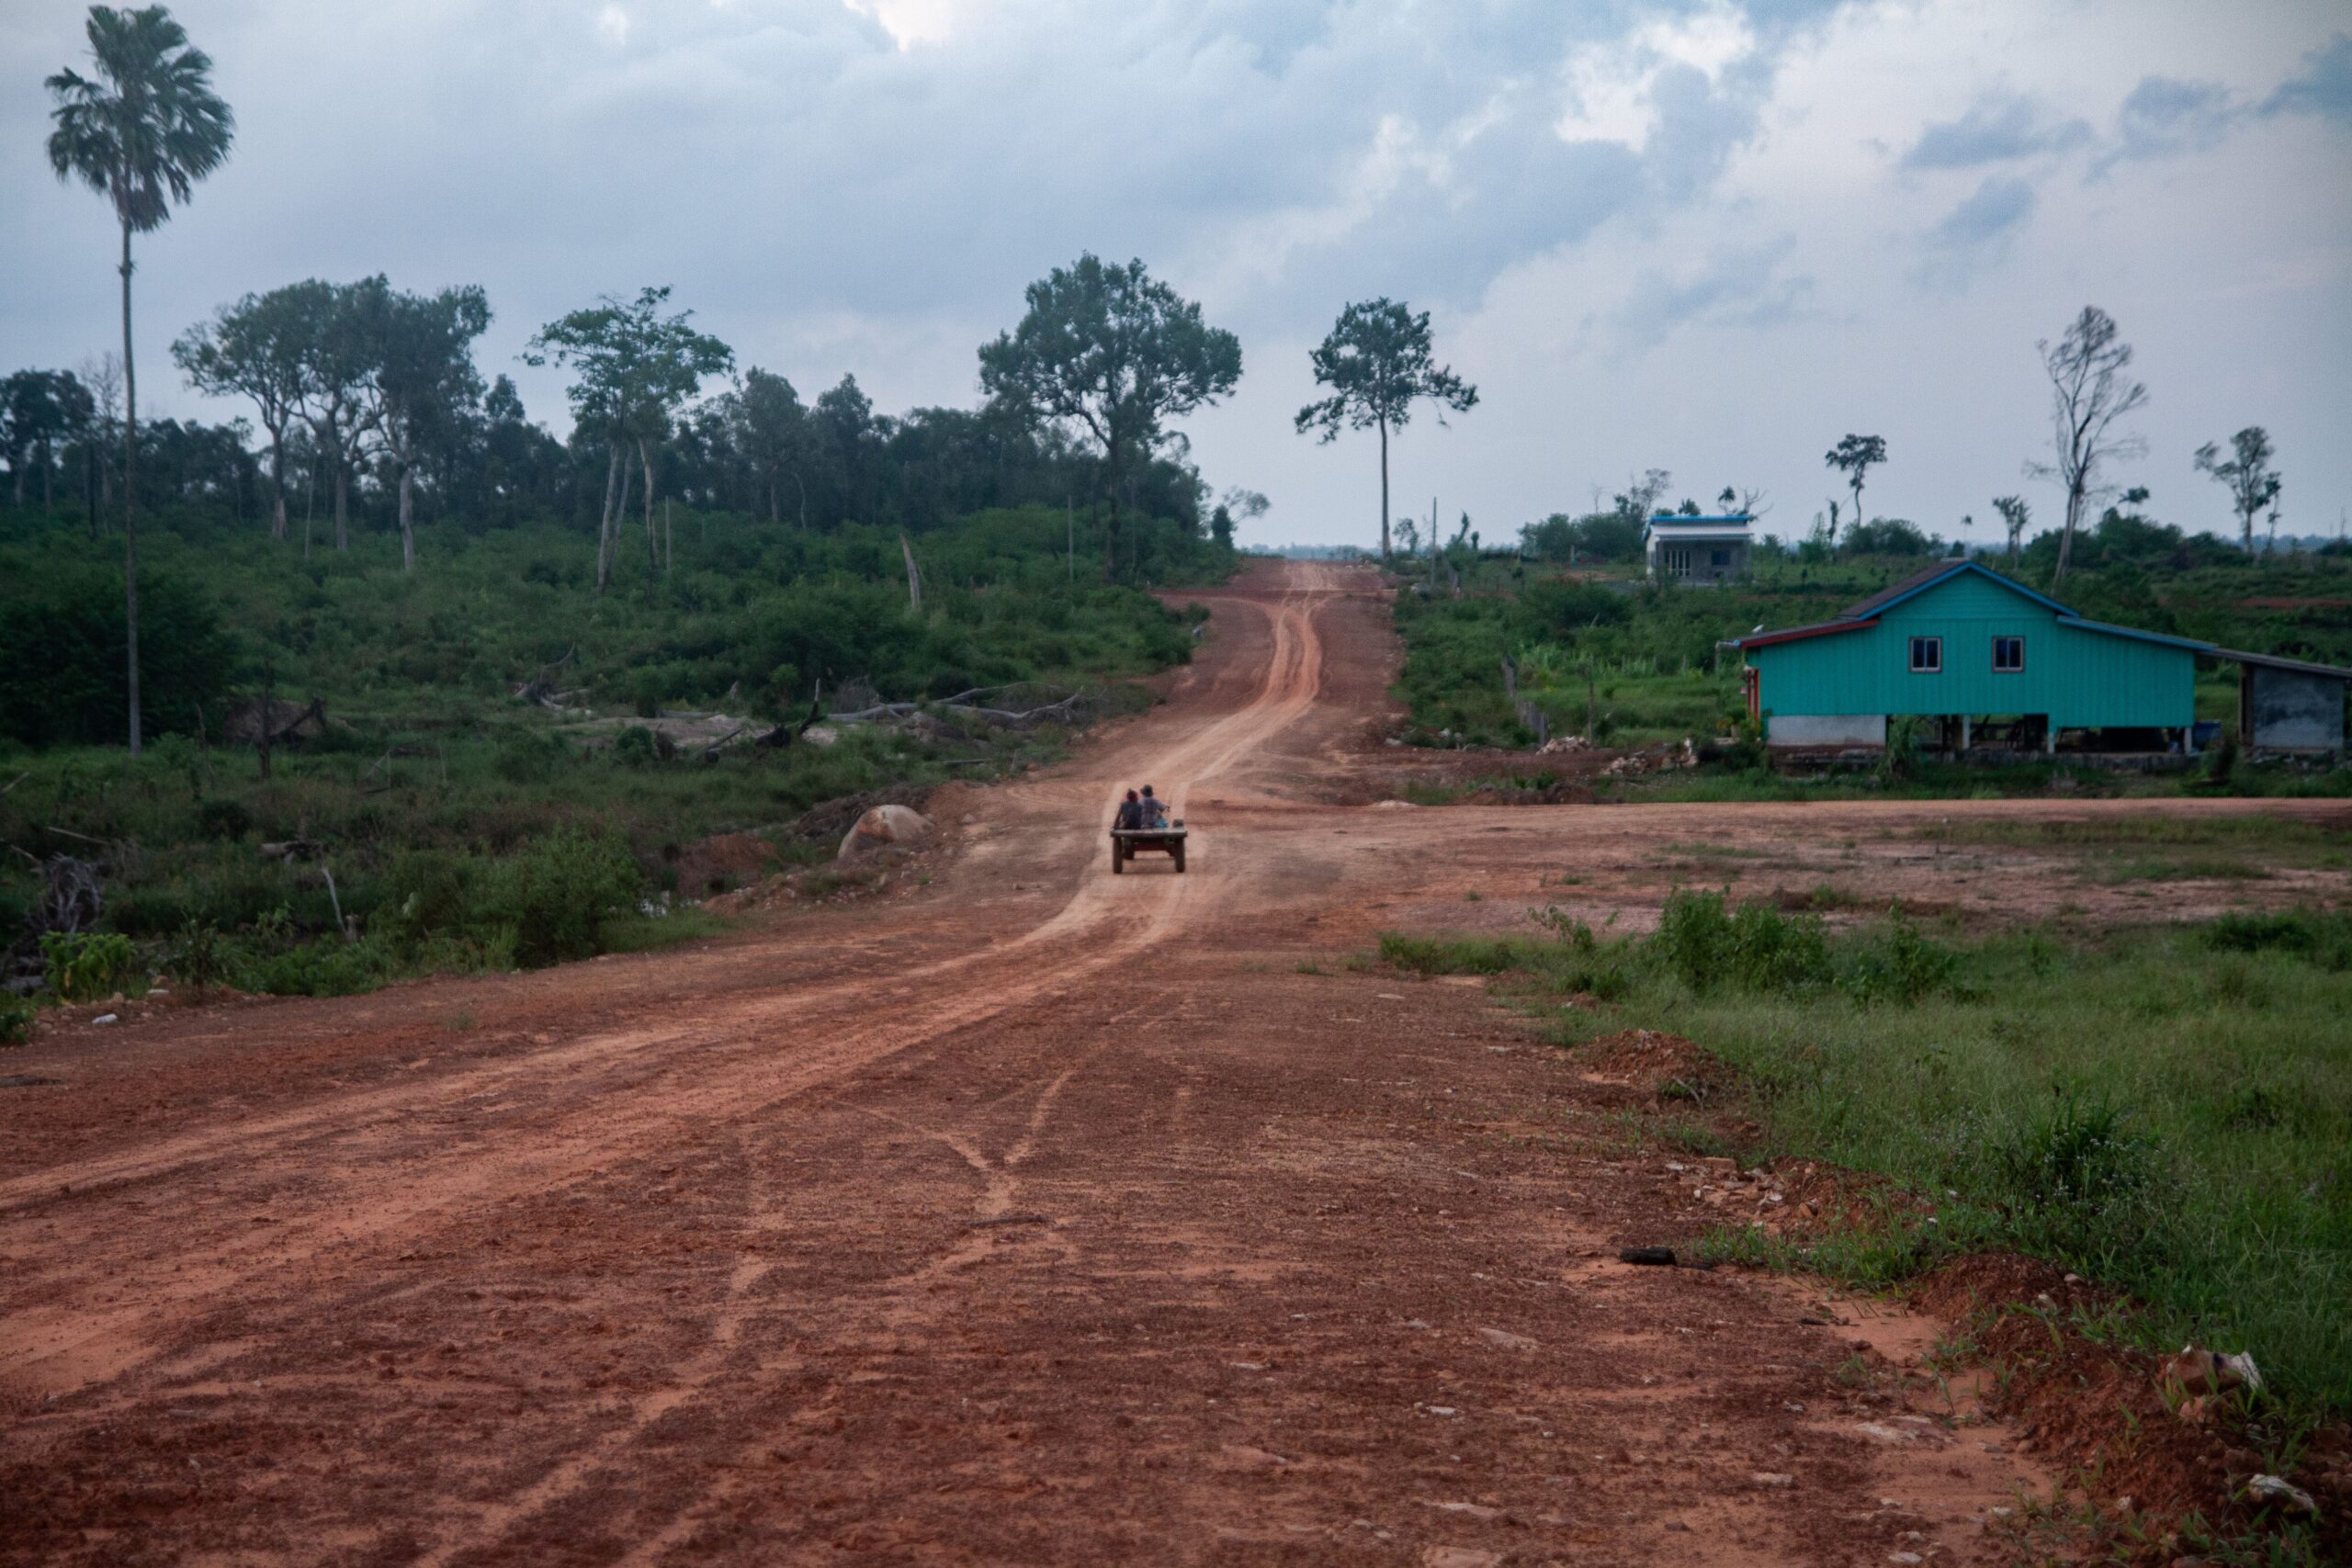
[5,0,2347,549]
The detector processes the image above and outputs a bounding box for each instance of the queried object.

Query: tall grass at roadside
[1381,893,2352,1415]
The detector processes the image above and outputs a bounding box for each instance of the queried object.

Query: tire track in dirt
[0,581,1329,1406]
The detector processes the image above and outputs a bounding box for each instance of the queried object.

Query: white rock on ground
[838,804,933,862]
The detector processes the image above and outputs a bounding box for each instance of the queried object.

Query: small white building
[1645,513,1753,586]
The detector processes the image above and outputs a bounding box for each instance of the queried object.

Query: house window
[1993,636,2025,672]
[1710,547,1731,568]
[1908,637,1942,673]
[1661,546,1690,577]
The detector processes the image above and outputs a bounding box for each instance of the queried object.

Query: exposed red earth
[5,560,2346,1565]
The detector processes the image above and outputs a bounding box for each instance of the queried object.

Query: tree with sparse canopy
[1294,299,1477,559]
[1823,434,1885,552]
[46,3,234,752]
[979,254,1241,580]
[2027,305,2148,586]
[2193,427,2282,556]
[1992,494,2031,562]
[526,287,733,591]
[280,277,385,555]
[363,282,491,571]
[172,287,306,540]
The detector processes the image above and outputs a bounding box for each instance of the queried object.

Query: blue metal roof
[1841,560,2075,621]
[1647,513,1753,525]
[1731,560,2216,654]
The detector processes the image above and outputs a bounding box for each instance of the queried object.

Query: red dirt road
[6,562,2340,1565]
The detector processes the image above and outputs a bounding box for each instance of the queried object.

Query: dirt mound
[1574,1028,1720,1093]
[671,832,778,898]
[1908,1257,2351,1559]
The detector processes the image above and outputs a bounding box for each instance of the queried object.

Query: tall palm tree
[47,6,233,753]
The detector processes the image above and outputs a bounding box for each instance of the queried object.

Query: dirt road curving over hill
[5,560,2345,1565]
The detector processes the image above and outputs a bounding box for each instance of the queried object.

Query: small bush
[1837,909,1960,1006]
[40,931,138,1002]
[479,826,642,967]
[0,993,33,1046]
[1991,1087,2164,1262]
[1652,888,1830,994]
[1653,887,1735,991]
[614,726,658,766]
[166,919,228,995]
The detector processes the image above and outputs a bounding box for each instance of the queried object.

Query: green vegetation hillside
[0,499,1229,1007]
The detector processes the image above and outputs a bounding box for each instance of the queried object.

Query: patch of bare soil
[669,831,780,899]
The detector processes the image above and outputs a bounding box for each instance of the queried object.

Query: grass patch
[1380,894,2352,1416]
[2089,854,2274,884]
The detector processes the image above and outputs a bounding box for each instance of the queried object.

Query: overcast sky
[5,0,2348,550]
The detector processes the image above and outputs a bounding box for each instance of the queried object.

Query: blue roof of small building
[1732,559,2213,653]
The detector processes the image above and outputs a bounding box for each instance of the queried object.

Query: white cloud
[843,0,970,50]
[594,4,630,47]
[1555,1,1757,151]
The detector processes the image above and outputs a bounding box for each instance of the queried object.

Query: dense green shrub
[0,570,236,746]
[0,993,33,1045]
[479,826,642,967]
[1652,888,1832,995]
[40,931,138,1002]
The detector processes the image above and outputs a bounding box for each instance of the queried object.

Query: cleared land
[3,561,2345,1565]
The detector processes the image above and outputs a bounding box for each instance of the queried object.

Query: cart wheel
[1111,841,1125,874]
[1173,844,1186,874]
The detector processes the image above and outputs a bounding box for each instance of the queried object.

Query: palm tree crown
[46,5,233,234]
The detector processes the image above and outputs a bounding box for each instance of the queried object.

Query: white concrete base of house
[1766,713,1887,748]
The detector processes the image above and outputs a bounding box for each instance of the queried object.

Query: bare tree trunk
[639,435,661,577]
[119,218,141,755]
[396,455,416,571]
[333,452,350,552]
[1377,413,1391,561]
[2053,486,2083,585]
[595,444,624,593]
[900,533,922,611]
[268,427,287,540]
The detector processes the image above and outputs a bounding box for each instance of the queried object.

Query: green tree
[1295,299,1477,559]
[280,277,384,554]
[732,367,808,525]
[45,3,235,752]
[1992,493,2031,563]
[3,370,95,513]
[171,287,306,539]
[2193,426,2282,556]
[526,287,733,590]
[1824,434,1886,552]
[978,254,1241,579]
[363,283,491,571]
[2028,305,2148,586]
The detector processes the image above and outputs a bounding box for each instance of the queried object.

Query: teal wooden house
[1731,561,2205,752]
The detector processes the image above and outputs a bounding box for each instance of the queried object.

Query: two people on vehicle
[1114,785,1169,830]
